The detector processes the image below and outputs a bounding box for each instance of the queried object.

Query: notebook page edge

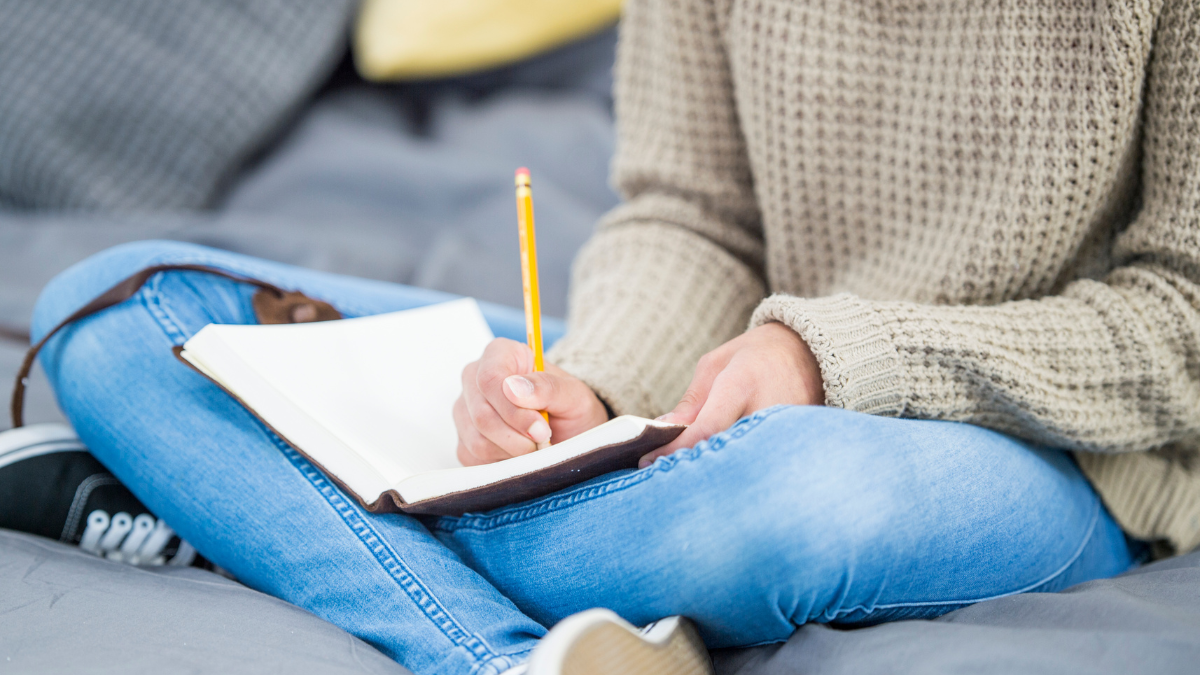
[393,415,666,504]
[206,298,492,479]
[181,328,393,503]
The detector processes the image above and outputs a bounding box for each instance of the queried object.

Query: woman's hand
[640,322,824,467]
[453,338,609,466]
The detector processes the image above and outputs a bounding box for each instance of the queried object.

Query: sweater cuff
[750,293,907,416]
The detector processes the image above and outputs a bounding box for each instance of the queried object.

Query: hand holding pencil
[450,169,609,466]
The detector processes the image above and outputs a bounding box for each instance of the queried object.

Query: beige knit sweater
[548,0,1200,553]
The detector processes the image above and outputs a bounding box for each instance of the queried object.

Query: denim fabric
[32,241,1137,675]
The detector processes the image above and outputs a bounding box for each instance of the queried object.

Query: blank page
[182,335,394,500]
[193,299,493,486]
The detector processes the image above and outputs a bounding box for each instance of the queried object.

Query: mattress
[1,21,1197,675]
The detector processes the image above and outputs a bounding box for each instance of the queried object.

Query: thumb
[503,371,580,417]
[639,388,746,468]
[659,349,731,425]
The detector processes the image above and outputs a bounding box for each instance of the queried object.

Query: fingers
[454,340,542,462]
[501,367,584,419]
[636,322,827,469]
[501,359,612,431]
[636,345,736,467]
[454,395,521,466]
[454,337,611,465]
[460,356,543,459]
[639,368,751,468]
[472,369,550,444]
[658,347,734,426]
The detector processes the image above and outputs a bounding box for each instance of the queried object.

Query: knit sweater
[548,0,1200,554]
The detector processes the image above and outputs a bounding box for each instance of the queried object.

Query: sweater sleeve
[750,0,1200,455]
[546,0,766,417]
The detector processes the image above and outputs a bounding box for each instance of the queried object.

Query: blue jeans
[32,241,1137,675]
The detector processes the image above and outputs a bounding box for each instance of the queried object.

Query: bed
[1,4,1197,673]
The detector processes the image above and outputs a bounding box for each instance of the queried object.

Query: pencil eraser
[515,167,531,187]
[515,167,530,178]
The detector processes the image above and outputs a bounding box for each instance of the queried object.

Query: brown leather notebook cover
[173,347,683,516]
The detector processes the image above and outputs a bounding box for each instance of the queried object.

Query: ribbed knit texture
[549,0,1200,553]
[0,0,356,210]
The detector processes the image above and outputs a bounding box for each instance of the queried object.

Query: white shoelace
[78,509,196,566]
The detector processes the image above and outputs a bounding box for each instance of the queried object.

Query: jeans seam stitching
[437,405,789,533]
[128,253,376,319]
[440,469,661,533]
[265,433,503,663]
[822,496,1103,621]
[163,255,377,318]
[142,274,190,345]
[138,271,501,665]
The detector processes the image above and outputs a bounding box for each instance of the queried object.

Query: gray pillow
[0,0,356,210]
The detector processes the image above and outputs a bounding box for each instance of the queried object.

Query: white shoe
[515,609,713,675]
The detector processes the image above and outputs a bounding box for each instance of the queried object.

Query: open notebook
[176,299,683,515]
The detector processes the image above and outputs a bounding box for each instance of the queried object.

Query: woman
[29,1,1199,673]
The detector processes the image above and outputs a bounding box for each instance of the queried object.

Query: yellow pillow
[354,0,622,81]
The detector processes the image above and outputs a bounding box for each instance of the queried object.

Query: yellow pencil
[515,167,550,449]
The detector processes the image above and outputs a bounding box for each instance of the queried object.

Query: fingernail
[528,419,551,444]
[638,456,653,469]
[505,375,535,399]
[655,413,676,423]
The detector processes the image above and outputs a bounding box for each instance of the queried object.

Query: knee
[723,407,906,548]
[684,483,879,589]
[32,240,217,341]
[660,501,855,643]
[664,407,904,615]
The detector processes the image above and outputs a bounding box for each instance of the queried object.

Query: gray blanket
[1,7,1197,674]
[4,528,1197,673]
[714,551,1200,674]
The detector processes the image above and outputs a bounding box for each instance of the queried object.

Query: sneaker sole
[0,423,84,470]
[529,609,712,675]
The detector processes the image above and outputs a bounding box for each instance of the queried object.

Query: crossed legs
[32,241,1136,673]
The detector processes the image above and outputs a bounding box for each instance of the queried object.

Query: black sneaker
[0,423,206,567]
